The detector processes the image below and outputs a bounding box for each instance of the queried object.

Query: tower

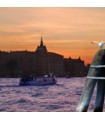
[36,36,47,52]
[35,36,48,76]
[40,36,43,47]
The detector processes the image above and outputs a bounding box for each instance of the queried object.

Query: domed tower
[36,36,47,53]
[35,36,48,76]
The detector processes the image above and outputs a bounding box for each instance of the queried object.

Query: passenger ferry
[19,74,56,86]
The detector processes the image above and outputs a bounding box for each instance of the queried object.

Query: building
[64,57,88,77]
[0,37,89,77]
[35,37,64,76]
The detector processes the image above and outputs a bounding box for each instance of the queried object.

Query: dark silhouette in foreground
[76,49,105,112]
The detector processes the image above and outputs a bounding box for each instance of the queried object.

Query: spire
[78,56,81,60]
[36,36,47,52]
[40,36,43,47]
[69,56,71,59]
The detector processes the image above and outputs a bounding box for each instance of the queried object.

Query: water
[0,77,104,112]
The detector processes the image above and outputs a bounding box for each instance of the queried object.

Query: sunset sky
[0,7,105,64]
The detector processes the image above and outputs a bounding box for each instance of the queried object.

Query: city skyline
[0,8,105,64]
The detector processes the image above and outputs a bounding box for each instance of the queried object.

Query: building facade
[35,37,64,76]
[64,57,88,77]
[0,37,89,77]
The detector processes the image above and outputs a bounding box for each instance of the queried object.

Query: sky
[0,8,105,64]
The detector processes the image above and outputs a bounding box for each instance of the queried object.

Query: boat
[19,75,56,86]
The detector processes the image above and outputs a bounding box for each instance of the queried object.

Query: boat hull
[19,77,56,86]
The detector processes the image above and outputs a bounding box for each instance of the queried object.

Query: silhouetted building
[64,57,88,77]
[35,37,64,76]
[0,37,89,77]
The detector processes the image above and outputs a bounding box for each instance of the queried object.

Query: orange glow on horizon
[0,8,105,65]
[0,40,98,65]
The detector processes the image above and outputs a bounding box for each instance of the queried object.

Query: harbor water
[0,77,104,112]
